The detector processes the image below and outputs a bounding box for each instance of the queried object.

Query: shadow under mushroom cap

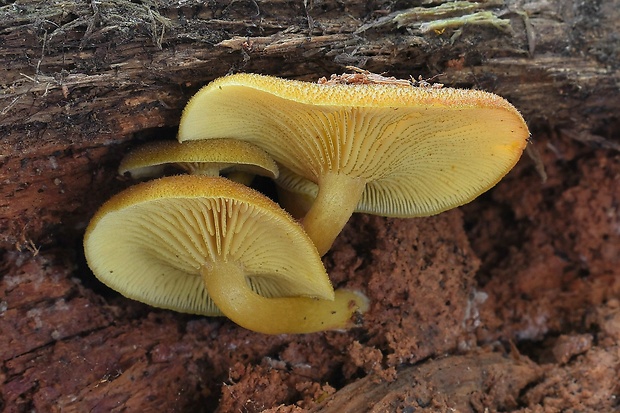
[118,139,279,180]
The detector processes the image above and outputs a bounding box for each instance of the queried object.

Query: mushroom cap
[118,139,279,180]
[178,73,529,217]
[83,175,333,316]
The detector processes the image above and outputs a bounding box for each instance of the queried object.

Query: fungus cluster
[84,71,529,334]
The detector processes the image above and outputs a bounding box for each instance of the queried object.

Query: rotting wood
[1,0,618,250]
[311,351,542,413]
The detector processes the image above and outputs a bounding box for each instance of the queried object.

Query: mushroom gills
[84,175,367,333]
[178,73,530,255]
[275,164,318,218]
[118,139,279,186]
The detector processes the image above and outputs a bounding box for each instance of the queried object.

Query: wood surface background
[1,0,618,250]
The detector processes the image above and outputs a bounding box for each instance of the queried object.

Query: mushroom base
[200,260,369,334]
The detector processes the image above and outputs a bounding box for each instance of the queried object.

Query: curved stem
[301,172,366,256]
[201,261,368,334]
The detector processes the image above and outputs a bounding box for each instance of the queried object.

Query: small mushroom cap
[83,175,332,316]
[178,73,529,217]
[118,139,279,180]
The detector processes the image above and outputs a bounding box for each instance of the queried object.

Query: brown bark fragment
[1,0,618,249]
[312,351,541,413]
[551,334,593,365]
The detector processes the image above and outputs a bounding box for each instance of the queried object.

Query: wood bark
[311,351,541,412]
[1,0,618,250]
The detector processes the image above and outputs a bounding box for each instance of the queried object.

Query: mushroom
[274,164,319,219]
[118,139,278,185]
[177,73,530,255]
[83,175,368,334]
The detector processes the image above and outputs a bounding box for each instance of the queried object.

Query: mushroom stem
[225,170,255,186]
[301,172,366,256]
[177,163,221,176]
[201,260,368,334]
[178,163,255,185]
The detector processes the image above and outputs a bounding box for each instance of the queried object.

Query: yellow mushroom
[178,73,530,255]
[83,175,368,334]
[118,139,278,185]
[275,164,319,219]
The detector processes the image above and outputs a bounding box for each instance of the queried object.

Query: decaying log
[1,0,618,249]
[312,351,541,413]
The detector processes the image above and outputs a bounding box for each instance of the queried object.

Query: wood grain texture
[1,0,618,250]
